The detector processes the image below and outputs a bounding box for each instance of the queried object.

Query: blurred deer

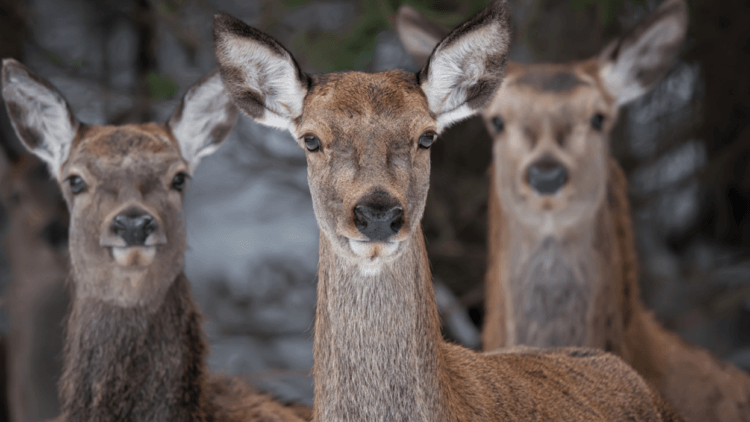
[0,145,69,422]
[214,1,684,420]
[1,59,311,422]
[397,1,750,421]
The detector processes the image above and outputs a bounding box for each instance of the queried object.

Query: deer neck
[59,272,210,422]
[487,174,624,352]
[313,228,446,421]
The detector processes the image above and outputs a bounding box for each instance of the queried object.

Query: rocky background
[0,0,748,420]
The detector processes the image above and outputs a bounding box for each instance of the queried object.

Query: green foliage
[286,0,491,72]
[145,72,179,101]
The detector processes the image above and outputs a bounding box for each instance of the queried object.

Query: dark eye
[303,135,321,152]
[171,172,189,191]
[492,116,505,133]
[67,175,86,194]
[418,132,436,149]
[591,113,605,131]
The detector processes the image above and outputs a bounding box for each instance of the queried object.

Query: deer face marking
[61,125,186,271]
[2,60,238,306]
[214,1,511,272]
[482,63,615,230]
[299,71,435,264]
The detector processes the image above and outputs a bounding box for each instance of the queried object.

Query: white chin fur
[111,246,157,267]
[348,239,400,275]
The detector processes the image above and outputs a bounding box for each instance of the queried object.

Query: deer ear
[395,5,447,69]
[213,13,309,134]
[418,0,511,132]
[1,59,79,180]
[597,0,688,105]
[168,70,238,173]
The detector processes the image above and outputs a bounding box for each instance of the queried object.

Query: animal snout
[526,156,568,195]
[353,191,404,242]
[110,209,158,246]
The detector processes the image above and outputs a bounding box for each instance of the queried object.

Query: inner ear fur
[418,0,512,132]
[212,13,309,132]
[168,70,239,173]
[1,58,79,179]
[597,0,688,105]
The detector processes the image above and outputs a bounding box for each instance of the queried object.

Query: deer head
[398,0,687,237]
[213,0,510,274]
[1,59,238,307]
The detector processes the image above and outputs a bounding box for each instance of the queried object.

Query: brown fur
[480,21,750,422]
[0,153,69,422]
[396,3,749,420]
[1,60,311,422]
[314,225,682,421]
[55,123,311,421]
[215,2,684,418]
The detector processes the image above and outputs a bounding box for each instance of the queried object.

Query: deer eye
[491,116,505,133]
[591,113,605,131]
[67,175,86,194]
[418,132,436,149]
[303,135,321,152]
[171,172,189,191]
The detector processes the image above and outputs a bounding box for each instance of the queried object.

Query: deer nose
[527,157,568,195]
[111,212,157,246]
[353,203,404,242]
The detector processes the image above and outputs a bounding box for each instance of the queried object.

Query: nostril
[527,159,568,195]
[353,206,369,232]
[112,215,128,236]
[389,207,404,234]
[353,203,404,241]
[142,216,156,237]
[111,213,158,246]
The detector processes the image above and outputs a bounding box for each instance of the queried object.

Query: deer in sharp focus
[214,1,684,420]
[396,1,750,421]
[1,58,312,422]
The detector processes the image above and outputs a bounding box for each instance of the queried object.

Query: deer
[1,58,312,422]
[213,1,685,420]
[395,1,750,421]
[0,147,70,422]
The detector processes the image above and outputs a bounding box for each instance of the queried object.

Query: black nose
[353,192,404,242]
[527,157,568,195]
[111,212,157,246]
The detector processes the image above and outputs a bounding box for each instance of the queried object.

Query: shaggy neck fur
[483,160,629,354]
[313,229,447,421]
[58,273,211,422]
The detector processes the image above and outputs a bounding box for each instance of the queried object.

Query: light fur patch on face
[111,246,157,267]
[349,239,401,275]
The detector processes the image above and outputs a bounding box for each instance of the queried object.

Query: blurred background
[0,0,748,420]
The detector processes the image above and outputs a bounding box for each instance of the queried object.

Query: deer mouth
[347,238,401,259]
[110,246,157,267]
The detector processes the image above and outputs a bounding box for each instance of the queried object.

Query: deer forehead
[66,124,185,177]
[299,71,435,144]
[485,62,616,125]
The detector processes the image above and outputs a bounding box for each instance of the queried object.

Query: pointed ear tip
[212,12,238,31]
[2,58,22,75]
[1,59,27,86]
